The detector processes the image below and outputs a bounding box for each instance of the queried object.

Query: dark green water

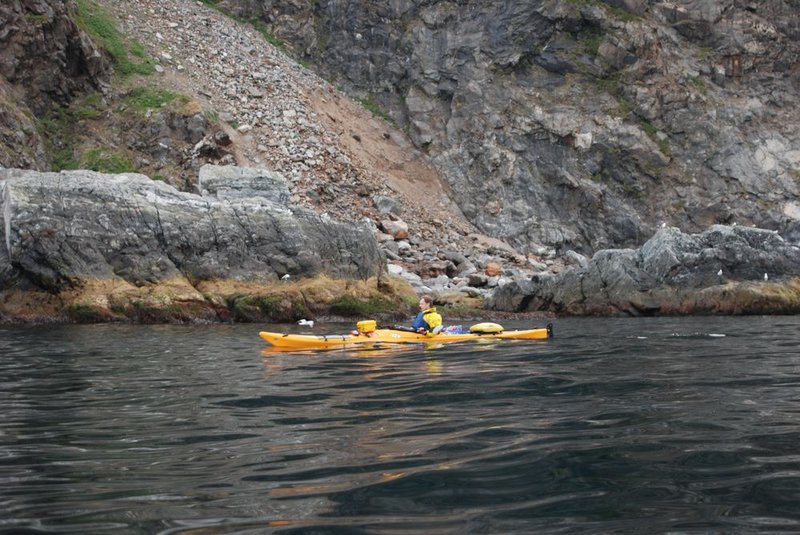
[1,316,799,534]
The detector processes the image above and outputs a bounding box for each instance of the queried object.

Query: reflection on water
[2,317,800,533]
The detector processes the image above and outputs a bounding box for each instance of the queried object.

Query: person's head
[419,294,433,310]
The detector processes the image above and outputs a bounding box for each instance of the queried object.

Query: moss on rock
[0,274,418,324]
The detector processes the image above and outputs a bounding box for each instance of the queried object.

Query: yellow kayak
[259,324,552,350]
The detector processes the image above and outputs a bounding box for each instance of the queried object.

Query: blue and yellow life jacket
[412,307,443,336]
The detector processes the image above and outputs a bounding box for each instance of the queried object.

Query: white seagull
[297,319,314,328]
[281,273,290,281]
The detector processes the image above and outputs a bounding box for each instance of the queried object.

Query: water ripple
[2,318,800,533]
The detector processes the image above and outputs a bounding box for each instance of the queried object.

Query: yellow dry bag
[469,322,504,334]
[356,320,377,334]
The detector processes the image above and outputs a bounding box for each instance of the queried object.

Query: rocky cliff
[0,166,387,322]
[226,0,800,255]
[0,0,112,168]
[0,0,111,113]
[1,0,798,322]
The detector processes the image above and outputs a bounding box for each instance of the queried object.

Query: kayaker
[411,294,443,336]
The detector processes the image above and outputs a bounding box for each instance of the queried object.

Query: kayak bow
[259,324,553,350]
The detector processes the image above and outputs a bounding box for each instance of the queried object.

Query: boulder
[197,164,289,204]
[484,262,502,277]
[380,218,409,240]
[0,167,384,320]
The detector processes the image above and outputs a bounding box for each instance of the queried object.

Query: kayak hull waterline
[259,324,553,350]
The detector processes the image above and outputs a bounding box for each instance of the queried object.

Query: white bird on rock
[297,319,314,328]
[281,274,290,281]
[764,273,769,281]
[717,269,723,277]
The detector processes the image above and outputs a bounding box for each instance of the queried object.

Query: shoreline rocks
[1,0,798,322]
[1,165,383,285]
[0,166,397,323]
[488,225,800,316]
[2,167,798,322]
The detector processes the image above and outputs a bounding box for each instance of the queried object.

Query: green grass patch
[200,0,286,52]
[74,93,105,119]
[38,92,129,172]
[203,109,220,123]
[641,120,658,138]
[687,74,708,95]
[250,295,283,316]
[615,96,633,117]
[66,304,113,323]
[124,87,185,111]
[232,294,309,322]
[40,108,80,170]
[26,13,49,24]
[124,301,216,323]
[246,18,286,51]
[74,0,155,76]
[354,94,394,124]
[401,295,419,308]
[51,146,80,170]
[81,148,136,173]
[595,72,621,95]
[129,41,148,59]
[658,138,672,157]
[582,32,604,57]
[640,120,672,156]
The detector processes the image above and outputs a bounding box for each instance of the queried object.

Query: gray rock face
[236,0,800,255]
[0,0,111,115]
[0,0,112,170]
[488,225,800,315]
[0,166,383,293]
